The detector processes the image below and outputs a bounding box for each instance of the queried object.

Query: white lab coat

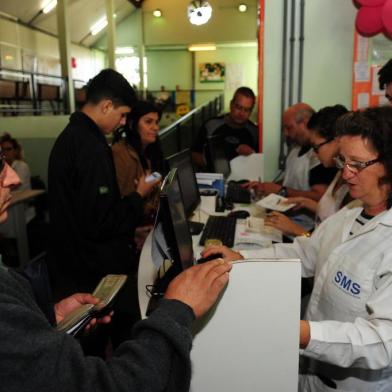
[241,203,392,391]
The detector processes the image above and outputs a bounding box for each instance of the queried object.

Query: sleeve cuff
[240,247,275,260]
[154,299,195,328]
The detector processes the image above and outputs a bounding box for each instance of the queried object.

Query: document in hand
[56,274,127,336]
[256,193,296,212]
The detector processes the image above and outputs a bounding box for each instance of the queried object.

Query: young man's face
[100,102,131,135]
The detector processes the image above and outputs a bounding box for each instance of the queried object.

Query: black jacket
[47,111,143,299]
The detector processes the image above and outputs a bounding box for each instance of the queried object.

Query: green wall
[194,45,258,114]
[146,49,192,90]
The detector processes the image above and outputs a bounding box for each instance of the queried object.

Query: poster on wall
[199,62,225,83]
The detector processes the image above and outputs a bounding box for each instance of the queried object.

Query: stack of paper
[256,194,296,212]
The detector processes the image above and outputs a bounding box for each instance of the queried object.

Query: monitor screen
[167,149,200,217]
[156,169,194,272]
[206,135,231,178]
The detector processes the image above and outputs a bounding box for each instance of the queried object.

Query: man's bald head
[283,103,315,145]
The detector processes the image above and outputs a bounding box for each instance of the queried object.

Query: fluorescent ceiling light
[238,4,247,12]
[153,9,162,17]
[115,47,135,55]
[91,17,108,35]
[188,43,216,51]
[42,0,57,14]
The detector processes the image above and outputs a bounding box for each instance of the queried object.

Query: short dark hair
[85,68,137,108]
[378,60,392,90]
[336,106,392,201]
[231,87,256,104]
[308,104,349,139]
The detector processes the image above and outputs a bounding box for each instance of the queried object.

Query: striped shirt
[349,210,373,236]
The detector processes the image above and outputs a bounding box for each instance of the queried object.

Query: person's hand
[134,225,153,250]
[164,260,232,318]
[300,320,310,348]
[236,144,255,156]
[242,181,281,195]
[242,181,264,193]
[264,211,305,237]
[201,245,243,262]
[135,174,160,198]
[54,293,112,331]
[284,197,317,213]
[261,182,283,195]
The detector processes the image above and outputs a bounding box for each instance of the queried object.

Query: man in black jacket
[47,69,158,350]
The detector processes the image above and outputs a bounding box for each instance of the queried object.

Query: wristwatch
[278,186,288,197]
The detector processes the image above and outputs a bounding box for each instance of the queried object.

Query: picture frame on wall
[199,62,225,83]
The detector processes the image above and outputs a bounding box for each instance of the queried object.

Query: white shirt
[282,145,320,191]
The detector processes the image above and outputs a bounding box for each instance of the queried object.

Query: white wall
[302,0,355,110]
[262,0,356,180]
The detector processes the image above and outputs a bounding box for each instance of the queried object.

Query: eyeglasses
[311,139,333,153]
[333,155,380,173]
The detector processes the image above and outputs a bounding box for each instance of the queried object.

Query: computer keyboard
[226,182,251,204]
[199,215,237,247]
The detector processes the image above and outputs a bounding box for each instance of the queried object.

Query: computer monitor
[206,134,231,178]
[156,168,194,273]
[167,149,200,217]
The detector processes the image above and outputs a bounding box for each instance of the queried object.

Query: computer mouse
[228,210,250,219]
[197,253,224,264]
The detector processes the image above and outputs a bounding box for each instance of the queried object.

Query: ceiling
[0,0,136,47]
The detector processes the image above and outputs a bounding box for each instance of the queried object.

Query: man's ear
[100,99,113,115]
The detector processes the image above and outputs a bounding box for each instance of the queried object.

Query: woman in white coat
[202,106,392,391]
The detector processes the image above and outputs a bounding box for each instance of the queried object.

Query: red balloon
[356,0,386,6]
[356,6,384,35]
[382,0,392,35]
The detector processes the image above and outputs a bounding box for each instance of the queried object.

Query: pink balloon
[356,0,386,6]
[382,0,392,35]
[356,6,384,35]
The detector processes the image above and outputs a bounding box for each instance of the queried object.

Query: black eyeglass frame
[333,155,380,173]
[311,138,334,153]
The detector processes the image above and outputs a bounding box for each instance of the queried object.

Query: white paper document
[256,193,295,212]
[227,153,264,182]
